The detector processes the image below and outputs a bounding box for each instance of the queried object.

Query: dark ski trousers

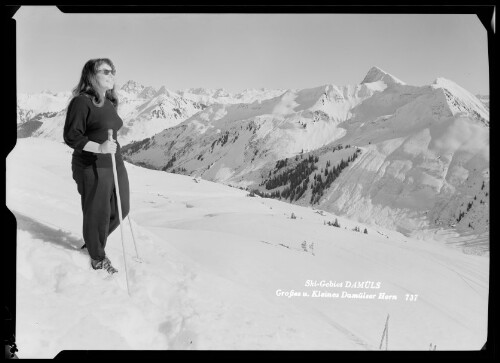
[72,161,130,261]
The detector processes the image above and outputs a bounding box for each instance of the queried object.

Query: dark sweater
[63,94,124,168]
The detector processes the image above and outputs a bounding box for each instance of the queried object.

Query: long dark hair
[71,58,119,108]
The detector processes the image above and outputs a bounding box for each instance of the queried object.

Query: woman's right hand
[99,140,117,154]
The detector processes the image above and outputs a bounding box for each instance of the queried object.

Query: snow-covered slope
[7,138,489,356]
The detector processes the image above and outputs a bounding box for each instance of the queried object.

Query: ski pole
[109,129,131,295]
[127,215,141,262]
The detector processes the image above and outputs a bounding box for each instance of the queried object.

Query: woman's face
[95,63,115,92]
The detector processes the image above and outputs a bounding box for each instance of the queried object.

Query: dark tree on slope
[309,150,361,205]
[265,157,317,190]
[163,154,177,171]
[326,218,340,228]
[121,137,151,155]
[263,147,361,205]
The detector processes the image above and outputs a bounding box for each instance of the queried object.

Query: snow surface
[7,138,489,356]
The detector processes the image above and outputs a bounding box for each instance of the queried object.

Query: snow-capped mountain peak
[431,77,489,124]
[361,66,406,86]
[180,87,232,99]
[137,86,157,99]
[213,88,230,98]
[120,80,145,95]
[155,86,178,98]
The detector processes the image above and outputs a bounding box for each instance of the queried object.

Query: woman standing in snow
[63,58,130,274]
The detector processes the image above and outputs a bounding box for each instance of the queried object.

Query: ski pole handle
[108,129,116,154]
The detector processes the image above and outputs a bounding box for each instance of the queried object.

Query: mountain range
[16,81,287,145]
[16,66,490,251]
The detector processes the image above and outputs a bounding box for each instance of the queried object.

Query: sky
[14,6,490,95]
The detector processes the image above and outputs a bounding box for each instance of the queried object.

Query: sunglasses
[97,69,116,76]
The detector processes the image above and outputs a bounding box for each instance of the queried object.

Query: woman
[63,58,130,274]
